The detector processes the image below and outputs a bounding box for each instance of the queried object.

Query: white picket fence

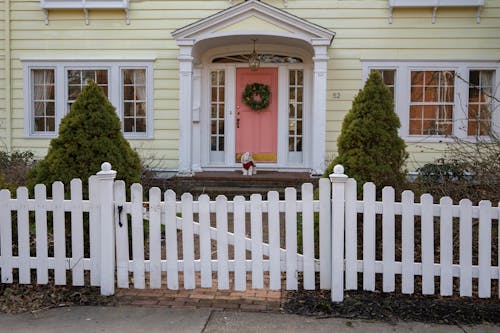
[0,162,499,303]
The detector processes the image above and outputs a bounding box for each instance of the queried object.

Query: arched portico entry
[172,0,335,175]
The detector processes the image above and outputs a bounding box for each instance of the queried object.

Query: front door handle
[237,118,240,128]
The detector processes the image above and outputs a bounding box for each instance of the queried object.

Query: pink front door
[235,68,278,163]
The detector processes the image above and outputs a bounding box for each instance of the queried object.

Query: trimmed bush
[0,150,35,192]
[29,81,141,196]
[325,71,408,191]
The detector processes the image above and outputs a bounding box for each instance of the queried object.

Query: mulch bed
[0,283,115,314]
[283,289,500,325]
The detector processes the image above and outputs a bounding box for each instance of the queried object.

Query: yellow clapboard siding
[3,0,500,170]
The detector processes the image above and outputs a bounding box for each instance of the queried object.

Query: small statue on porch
[241,152,257,176]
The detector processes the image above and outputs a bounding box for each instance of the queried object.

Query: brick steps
[150,171,320,199]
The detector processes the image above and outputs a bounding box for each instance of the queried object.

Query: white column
[96,162,117,296]
[177,39,195,175]
[311,40,330,175]
[191,66,202,172]
[329,164,348,302]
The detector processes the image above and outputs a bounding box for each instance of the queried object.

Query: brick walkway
[115,273,285,312]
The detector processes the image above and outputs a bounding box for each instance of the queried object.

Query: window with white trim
[409,70,454,136]
[31,69,56,133]
[468,70,494,137]
[363,61,499,141]
[23,60,153,138]
[122,68,147,134]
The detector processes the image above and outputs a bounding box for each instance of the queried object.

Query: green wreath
[242,83,271,111]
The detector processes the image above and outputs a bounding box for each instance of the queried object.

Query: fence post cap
[97,162,117,177]
[329,164,348,183]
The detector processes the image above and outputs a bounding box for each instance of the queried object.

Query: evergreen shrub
[325,71,408,191]
[29,81,141,196]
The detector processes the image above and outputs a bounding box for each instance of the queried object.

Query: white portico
[172,0,335,175]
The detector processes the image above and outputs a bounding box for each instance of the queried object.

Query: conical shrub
[29,81,141,196]
[325,71,408,190]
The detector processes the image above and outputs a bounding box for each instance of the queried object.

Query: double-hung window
[23,60,153,138]
[363,61,499,141]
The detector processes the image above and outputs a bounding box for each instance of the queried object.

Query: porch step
[149,171,320,199]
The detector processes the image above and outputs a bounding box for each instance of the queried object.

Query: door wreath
[242,83,271,111]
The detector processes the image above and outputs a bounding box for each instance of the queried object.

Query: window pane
[83,71,96,83]
[210,70,225,152]
[135,118,146,133]
[468,70,494,136]
[124,86,134,100]
[288,70,304,152]
[121,68,147,134]
[409,70,455,136]
[68,85,81,100]
[123,69,134,84]
[31,69,55,133]
[124,118,134,132]
[46,102,55,116]
[136,102,146,117]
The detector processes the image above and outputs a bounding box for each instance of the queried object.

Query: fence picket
[401,190,415,294]
[88,176,100,286]
[344,178,357,290]
[459,199,473,297]
[319,178,332,289]
[34,184,48,284]
[52,182,66,285]
[0,190,12,283]
[129,184,145,289]
[149,187,162,289]
[199,195,212,288]
[251,194,264,289]
[114,181,129,288]
[234,196,246,291]
[268,191,281,290]
[165,190,179,290]
[70,179,85,286]
[478,200,492,298]
[216,195,230,290]
[440,197,453,296]
[302,183,315,290]
[285,188,298,290]
[16,187,30,284]
[181,193,195,289]
[363,183,376,291]
[421,194,434,295]
[382,186,395,292]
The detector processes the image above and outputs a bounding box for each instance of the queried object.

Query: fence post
[329,164,348,302]
[95,162,117,295]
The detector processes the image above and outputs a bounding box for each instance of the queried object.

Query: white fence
[0,163,499,302]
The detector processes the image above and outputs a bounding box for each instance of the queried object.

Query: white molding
[388,0,485,24]
[22,60,154,139]
[40,0,130,25]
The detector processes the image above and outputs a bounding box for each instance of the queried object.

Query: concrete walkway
[0,306,498,333]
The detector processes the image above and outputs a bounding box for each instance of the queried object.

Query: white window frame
[362,60,500,142]
[23,60,154,139]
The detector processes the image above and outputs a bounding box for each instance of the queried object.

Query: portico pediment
[171,0,335,46]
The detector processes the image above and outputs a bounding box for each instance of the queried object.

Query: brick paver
[115,272,285,312]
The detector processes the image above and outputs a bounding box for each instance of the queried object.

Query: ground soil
[283,288,500,325]
[0,282,114,314]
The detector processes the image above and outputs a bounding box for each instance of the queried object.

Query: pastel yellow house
[1,0,499,175]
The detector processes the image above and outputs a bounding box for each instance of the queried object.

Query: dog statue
[240,152,257,176]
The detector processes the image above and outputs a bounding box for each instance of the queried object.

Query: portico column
[311,40,330,175]
[177,39,195,175]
